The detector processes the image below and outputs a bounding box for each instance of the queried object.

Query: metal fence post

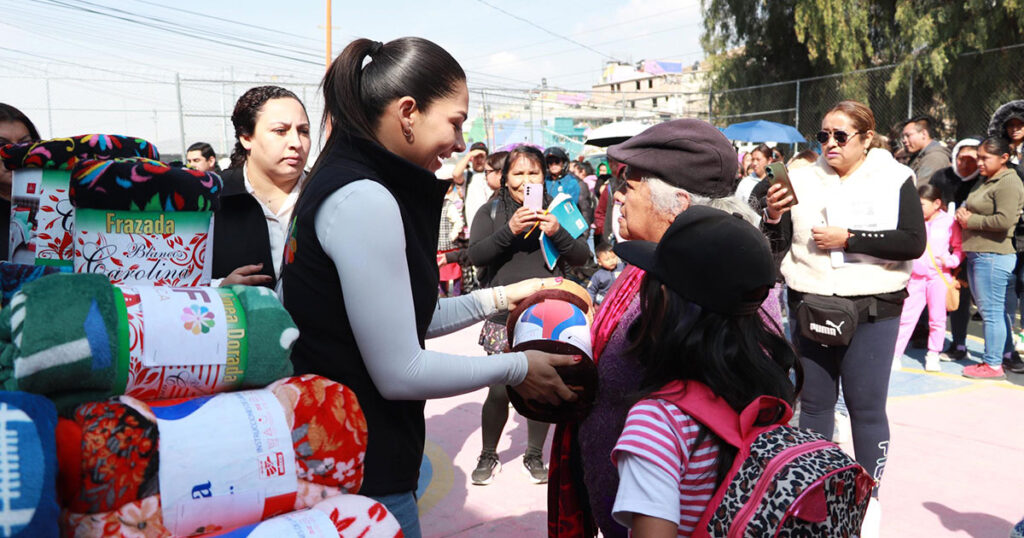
[708,89,714,123]
[176,72,186,159]
[794,80,801,130]
[220,82,229,158]
[907,63,914,119]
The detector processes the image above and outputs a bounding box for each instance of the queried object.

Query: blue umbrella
[721,120,806,144]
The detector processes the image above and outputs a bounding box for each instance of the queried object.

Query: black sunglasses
[816,130,865,146]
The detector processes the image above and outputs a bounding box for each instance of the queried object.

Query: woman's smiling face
[504,153,544,204]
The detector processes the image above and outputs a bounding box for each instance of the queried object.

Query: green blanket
[0,273,295,411]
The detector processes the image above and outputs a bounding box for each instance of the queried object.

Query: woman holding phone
[467,145,592,486]
[281,38,580,536]
[764,100,925,536]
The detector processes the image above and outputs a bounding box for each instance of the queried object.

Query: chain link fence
[709,45,1024,149]
[4,45,1023,163]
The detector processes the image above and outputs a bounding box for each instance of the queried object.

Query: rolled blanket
[70,158,222,212]
[0,273,296,409]
[56,375,366,517]
[0,262,71,308]
[0,391,59,538]
[62,493,401,538]
[0,134,159,171]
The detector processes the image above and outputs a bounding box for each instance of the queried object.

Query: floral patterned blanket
[57,375,368,535]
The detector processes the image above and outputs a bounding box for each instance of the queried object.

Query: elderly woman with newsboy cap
[547,119,768,538]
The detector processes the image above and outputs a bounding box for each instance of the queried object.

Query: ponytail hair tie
[368,41,384,57]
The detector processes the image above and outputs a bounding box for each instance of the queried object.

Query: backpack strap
[652,380,794,538]
[650,380,793,448]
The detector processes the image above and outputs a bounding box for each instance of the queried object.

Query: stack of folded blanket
[0,391,59,538]
[0,273,296,410]
[0,135,159,172]
[68,158,222,286]
[69,158,221,213]
[0,136,161,267]
[57,375,367,536]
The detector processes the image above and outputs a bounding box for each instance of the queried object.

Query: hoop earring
[403,128,414,143]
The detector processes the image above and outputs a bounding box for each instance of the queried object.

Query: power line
[466,23,700,73]
[64,0,322,57]
[127,0,327,44]
[458,4,700,64]
[28,0,322,66]
[472,0,622,62]
[1,4,319,77]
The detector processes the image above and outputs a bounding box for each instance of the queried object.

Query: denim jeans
[967,252,1016,367]
[370,491,421,538]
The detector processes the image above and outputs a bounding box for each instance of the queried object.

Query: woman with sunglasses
[764,100,926,537]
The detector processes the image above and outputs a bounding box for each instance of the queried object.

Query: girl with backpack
[609,206,871,537]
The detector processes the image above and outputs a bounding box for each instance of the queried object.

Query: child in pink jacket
[894,184,964,371]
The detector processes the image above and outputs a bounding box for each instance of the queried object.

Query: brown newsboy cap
[607,119,738,198]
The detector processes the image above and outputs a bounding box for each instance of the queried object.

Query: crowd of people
[3,33,1024,538]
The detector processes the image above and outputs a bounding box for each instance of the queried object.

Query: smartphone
[765,163,798,207]
[523,184,543,211]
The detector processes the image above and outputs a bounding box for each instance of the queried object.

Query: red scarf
[548,265,645,537]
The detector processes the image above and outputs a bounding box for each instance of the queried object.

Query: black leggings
[480,385,550,456]
[794,316,898,494]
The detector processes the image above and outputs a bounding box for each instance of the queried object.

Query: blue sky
[3,0,704,88]
[1,0,704,153]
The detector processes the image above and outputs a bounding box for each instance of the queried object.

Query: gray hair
[641,176,761,227]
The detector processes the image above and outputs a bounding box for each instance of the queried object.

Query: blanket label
[73,208,213,286]
[121,286,248,399]
[206,509,339,537]
[10,169,75,267]
[156,390,297,536]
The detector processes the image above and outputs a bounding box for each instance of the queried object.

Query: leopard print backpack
[653,381,874,538]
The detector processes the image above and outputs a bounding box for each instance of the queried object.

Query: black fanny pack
[795,294,859,347]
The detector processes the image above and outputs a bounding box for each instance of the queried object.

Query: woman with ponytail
[212,85,310,287]
[280,38,579,536]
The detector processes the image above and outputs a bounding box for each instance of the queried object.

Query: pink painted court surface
[419,323,1024,537]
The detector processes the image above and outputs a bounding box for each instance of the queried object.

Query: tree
[702,0,1024,137]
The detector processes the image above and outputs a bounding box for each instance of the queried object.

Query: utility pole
[325,0,332,69]
[538,78,547,146]
[176,72,186,160]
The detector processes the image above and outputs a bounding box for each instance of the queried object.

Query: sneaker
[962,363,1006,380]
[1005,353,1024,374]
[924,352,941,372]
[832,411,851,444]
[471,452,501,485]
[522,454,548,484]
[860,497,881,538]
[1016,332,1024,354]
[940,347,967,361]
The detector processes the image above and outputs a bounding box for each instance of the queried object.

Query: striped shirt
[612,399,720,536]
